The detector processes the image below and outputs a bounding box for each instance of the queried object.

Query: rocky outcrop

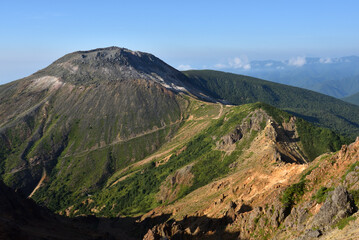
[217,109,270,152]
[310,186,356,230]
[143,215,237,240]
[141,138,359,240]
[158,164,194,203]
[291,186,356,239]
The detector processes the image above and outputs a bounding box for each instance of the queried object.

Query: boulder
[310,186,356,230]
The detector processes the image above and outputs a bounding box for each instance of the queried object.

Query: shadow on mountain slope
[0,180,241,239]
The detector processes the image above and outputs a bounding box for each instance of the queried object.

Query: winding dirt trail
[213,103,224,119]
[28,167,46,198]
[63,120,182,159]
[109,146,177,187]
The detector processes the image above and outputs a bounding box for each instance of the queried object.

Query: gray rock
[270,202,287,228]
[310,186,356,230]
[295,229,322,240]
[306,229,322,238]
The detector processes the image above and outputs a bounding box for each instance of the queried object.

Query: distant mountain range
[343,91,359,106]
[223,56,359,98]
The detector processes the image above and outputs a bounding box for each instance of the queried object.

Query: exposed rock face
[140,138,359,240]
[158,164,194,203]
[37,47,192,92]
[291,186,356,239]
[217,110,305,164]
[310,186,356,230]
[217,109,269,152]
[143,215,236,240]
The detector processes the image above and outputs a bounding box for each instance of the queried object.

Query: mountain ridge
[0,47,359,239]
[343,91,359,106]
[183,69,359,138]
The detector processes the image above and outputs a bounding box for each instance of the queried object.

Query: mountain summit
[0,47,191,196]
[33,46,190,92]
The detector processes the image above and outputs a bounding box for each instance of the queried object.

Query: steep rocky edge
[141,137,359,240]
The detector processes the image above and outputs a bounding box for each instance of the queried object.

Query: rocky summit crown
[31,46,189,92]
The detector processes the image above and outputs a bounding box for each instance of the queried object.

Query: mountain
[343,91,359,106]
[0,47,194,198]
[183,70,359,138]
[311,74,359,98]
[1,47,359,239]
[227,56,359,98]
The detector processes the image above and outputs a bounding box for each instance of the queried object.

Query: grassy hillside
[184,70,359,138]
[44,101,348,217]
[0,77,186,197]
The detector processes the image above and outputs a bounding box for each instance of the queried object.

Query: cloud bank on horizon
[214,56,251,70]
[175,55,358,72]
[287,56,307,67]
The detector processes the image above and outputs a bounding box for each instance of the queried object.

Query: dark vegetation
[312,186,334,203]
[296,119,349,161]
[335,216,357,230]
[280,180,306,209]
[280,165,320,209]
[184,70,359,138]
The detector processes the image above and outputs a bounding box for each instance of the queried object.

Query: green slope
[41,102,348,217]
[183,70,359,138]
[342,92,359,106]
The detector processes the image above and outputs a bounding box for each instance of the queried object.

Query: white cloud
[177,64,192,71]
[214,63,227,69]
[265,62,273,67]
[288,56,306,67]
[319,57,332,64]
[229,56,251,70]
[214,56,251,70]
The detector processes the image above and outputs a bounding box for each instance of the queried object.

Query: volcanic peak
[34,46,189,92]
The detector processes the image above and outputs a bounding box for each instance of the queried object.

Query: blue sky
[1,0,359,84]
